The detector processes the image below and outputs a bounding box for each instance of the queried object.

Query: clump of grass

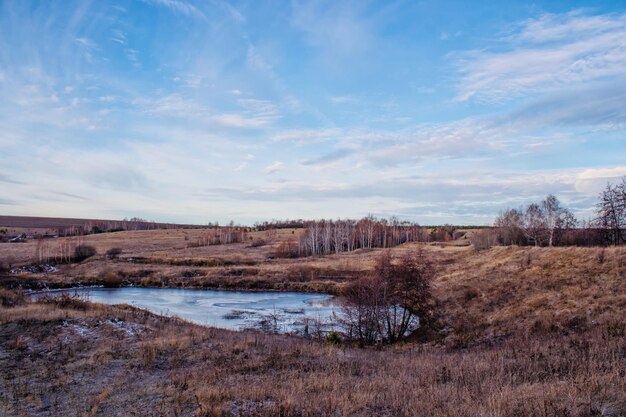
[595,248,606,264]
[325,330,342,346]
[519,251,532,270]
[0,289,25,307]
[99,270,123,288]
[106,247,122,259]
[248,238,266,248]
[41,292,90,310]
[1,292,624,417]
[73,244,97,262]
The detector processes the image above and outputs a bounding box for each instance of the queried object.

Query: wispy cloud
[142,0,206,19]
[272,128,343,143]
[290,1,375,64]
[0,173,23,184]
[110,29,127,45]
[455,11,626,102]
[263,161,285,175]
[301,149,353,166]
[503,81,626,129]
[1,3,624,224]
[329,95,357,104]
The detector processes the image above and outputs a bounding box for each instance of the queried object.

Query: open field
[1,229,625,415]
[2,229,625,343]
[0,215,203,238]
[1,291,624,416]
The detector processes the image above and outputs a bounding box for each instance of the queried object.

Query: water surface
[54,287,340,334]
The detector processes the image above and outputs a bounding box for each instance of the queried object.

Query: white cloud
[574,166,626,194]
[142,0,206,19]
[455,11,626,102]
[272,128,343,143]
[290,1,374,63]
[212,98,279,128]
[234,162,249,171]
[110,29,127,45]
[578,166,626,180]
[134,94,205,117]
[263,161,285,175]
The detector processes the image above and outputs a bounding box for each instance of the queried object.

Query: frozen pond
[43,287,341,334]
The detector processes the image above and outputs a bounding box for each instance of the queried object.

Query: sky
[1,0,625,225]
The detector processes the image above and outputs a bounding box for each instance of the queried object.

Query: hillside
[1,227,625,415]
[0,215,204,237]
[2,228,625,344]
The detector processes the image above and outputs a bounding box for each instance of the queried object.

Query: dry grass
[1,228,369,293]
[2,230,625,340]
[434,245,626,347]
[0,297,624,416]
[1,234,626,416]
[2,230,626,415]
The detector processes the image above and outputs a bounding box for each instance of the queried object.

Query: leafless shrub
[73,245,97,262]
[106,247,123,259]
[271,241,299,258]
[248,238,266,248]
[0,289,25,307]
[596,248,606,264]
[471,229,496,251]
[99,270,123,288]
[41,292,90,310]
[341,251,436,344]
[520,251,532,270]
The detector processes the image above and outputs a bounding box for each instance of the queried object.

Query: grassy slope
[1,231,625,415]
[1,300,624,417]
[435,245,626,346]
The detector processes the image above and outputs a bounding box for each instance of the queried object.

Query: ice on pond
[44,287,341,334]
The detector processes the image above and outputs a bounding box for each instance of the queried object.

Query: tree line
[490,176,626,247]
[295,216,428,257]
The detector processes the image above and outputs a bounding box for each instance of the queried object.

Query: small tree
[494,208,526,245]
[341,251,436,344]
[106,247,122,259]
[596,178,626,245]
[542,194,577,247]
[524,203,548,246]
[73,245,97,262]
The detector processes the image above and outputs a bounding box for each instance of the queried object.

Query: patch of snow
[10,264,58,274]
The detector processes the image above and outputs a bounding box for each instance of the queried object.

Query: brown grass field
[1,228,625,416]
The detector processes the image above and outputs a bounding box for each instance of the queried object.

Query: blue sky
[1,0,625,225]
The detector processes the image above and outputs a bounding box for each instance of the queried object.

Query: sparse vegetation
[341,251,436,344]
[0,292,623,416]
[0,288,24,307]
[1,219,625,416]
[99,270,123,287]
[105,246,122,259]
[73,244,97,262]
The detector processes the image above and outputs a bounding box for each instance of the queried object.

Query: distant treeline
[186,225,248,248]
[479,176,626,248]
[268,217,428,257]
[69,217,185,236]
[0,216,209,240]
[253,219,307,230]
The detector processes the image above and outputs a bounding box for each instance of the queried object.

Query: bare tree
[494,208,526,245]
[341,251,436,344]
[596,177,626,245]
[298,217,425,256]
[542,194,576,247]
[524,203,548,246]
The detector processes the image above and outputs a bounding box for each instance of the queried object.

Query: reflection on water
[44,287,341,334]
